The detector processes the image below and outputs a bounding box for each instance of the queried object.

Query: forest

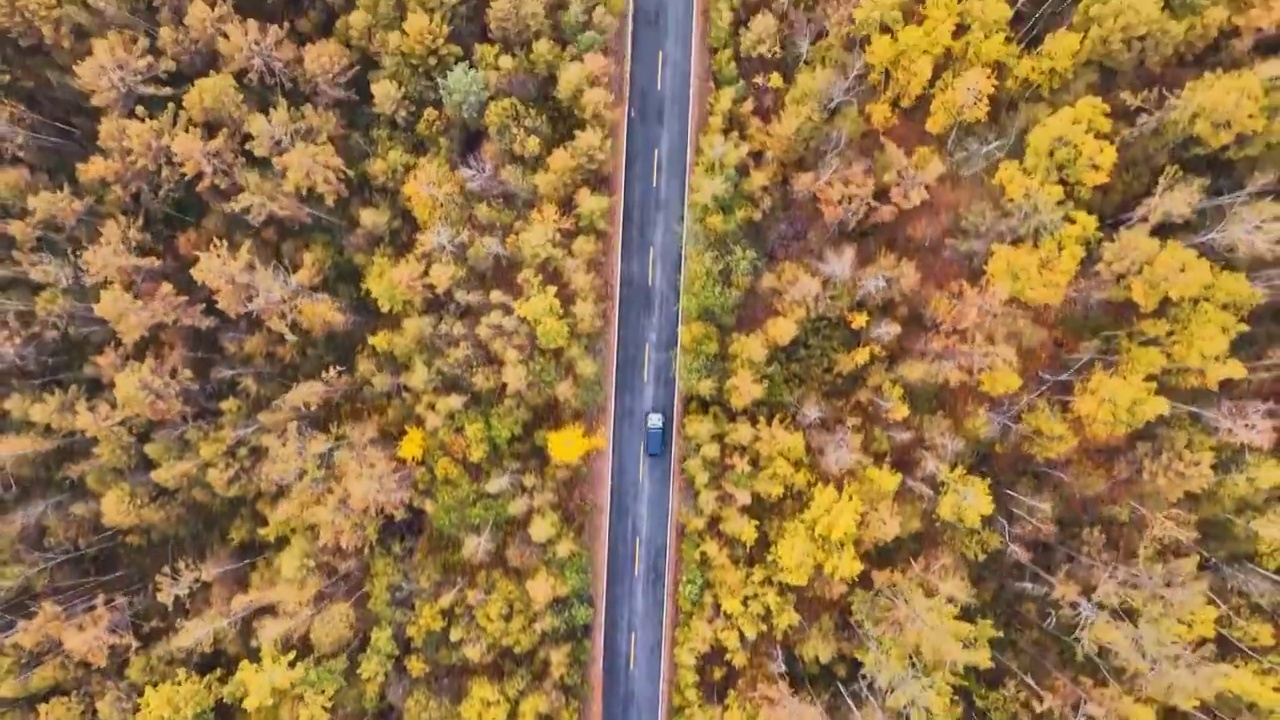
[0,0,620,717]
[673,0,1278,718]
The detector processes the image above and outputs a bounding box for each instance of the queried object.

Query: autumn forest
[673,0,1278,718]
[0,0,1277,719]
[2,0,618,716]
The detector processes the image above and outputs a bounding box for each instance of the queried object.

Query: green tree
[440,61,490,126]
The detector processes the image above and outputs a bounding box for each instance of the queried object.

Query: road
[599,0,695,717]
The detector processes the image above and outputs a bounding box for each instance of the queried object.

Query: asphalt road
[599,0,695,717]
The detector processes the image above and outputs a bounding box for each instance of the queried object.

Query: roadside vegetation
[0,0,619,716]
[674,0,1279,717]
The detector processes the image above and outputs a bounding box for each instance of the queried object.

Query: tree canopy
[675,0,1279,717]
[0,0,620,716]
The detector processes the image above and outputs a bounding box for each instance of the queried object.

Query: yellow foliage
[762,314,800,348]
[726,367,766,410]
[772,483,865,586]
[879,379,910,421]
[229,650,303,712]
[978,365,1022,397]
[1127,241,1216,312]
[986,210,1099,307]
[850,567,996,717]
[309,604,356,657]
[1252,509,1280,570]
[545,423,603,466]
[401,155,463,228]
[997,97,1117,203]
[926,66,997,135]
[36,696,87,720]
[1216,664,1280,712]
[1170,68,1271,152]
[135,670,219,720]
[936,467,994,529]
[1011,29,1082,92]
[1173,604,1219,643]
[836,345,879,375]
[397,425,427,464]
[1071,369,1171,441]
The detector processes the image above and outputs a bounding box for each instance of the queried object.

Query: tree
[545,423,604,465]
[926,66,996,136]
[1010,29,1082,93]
[849,564,996,717]
[985,211,1099,307]
[740,10,781,59]
[487,0,551,47]
[460,677,512,720]
[995,96,1117,201]
[217,17,298,87]
[1167,67,1271,153]
[300,38,357,105]
[398,425,428,464]
[136,670,220,720]
[182,72,245,125]
[936,466,994,529]
[514,274,571,350]
[36,696,87,720]
[1072,368,1171,441]
[73,30,170,110]
[440,62,490,126]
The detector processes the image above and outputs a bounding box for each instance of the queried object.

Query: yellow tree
[546,423,603,466]
[1009,29,1082,93]
[985,211,1099,307]
[135,670,220,720]
[1072,368,1171,441]
[850,563,996,717]
[995,96,1117,202]
[1167,67,1273,154]
[926,66,997,136]
[936,466,994,529]
[397,426,427,464]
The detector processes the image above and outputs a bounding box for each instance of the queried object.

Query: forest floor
[584,3,636,718]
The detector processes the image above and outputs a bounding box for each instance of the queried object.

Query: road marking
[630,632,636,670]
[652,148,658,187]
[648,245,654,286]
[658,6,701,720]
[596,0,636,702]
[643,342,650,381]
[639,444,645,477]
[634,536,640,576]
[657,50,663,90]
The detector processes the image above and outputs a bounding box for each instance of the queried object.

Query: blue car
[645,412,664,456]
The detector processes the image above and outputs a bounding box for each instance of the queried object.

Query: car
[645,412,664,457]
